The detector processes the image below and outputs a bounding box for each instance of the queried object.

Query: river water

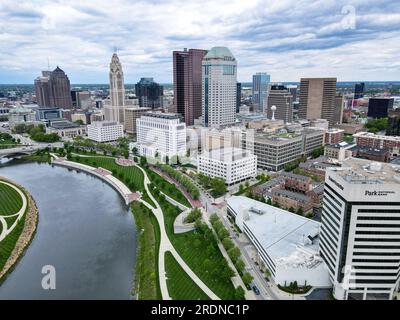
[0,159,137,299]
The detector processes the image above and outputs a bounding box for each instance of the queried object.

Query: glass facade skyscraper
[252,72,270,113]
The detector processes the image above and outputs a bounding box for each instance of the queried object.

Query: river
[0,159,137,299]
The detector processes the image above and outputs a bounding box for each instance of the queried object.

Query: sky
[0,0,399,84]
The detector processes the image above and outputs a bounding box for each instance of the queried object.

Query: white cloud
[0,0,399,83]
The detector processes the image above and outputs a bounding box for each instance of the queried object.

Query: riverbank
[0,177,38,285]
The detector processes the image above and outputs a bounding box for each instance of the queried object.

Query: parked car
[252,285,260,295]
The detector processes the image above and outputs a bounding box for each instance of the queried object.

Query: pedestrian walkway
[0,180,28,242]
[135,164,220,300]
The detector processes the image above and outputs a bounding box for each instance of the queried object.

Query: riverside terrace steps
[51,158,140,205]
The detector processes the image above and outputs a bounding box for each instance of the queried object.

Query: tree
[242,272,254,286]
[228,247,241,263]
[235,259,246,273]
[234,286,246,300]
[289,207,295,213]
[296,207,304,216]
[222,237,234,251]
[210,177,227,197]
[217,227,229,240]
[131,146,138,155]
[312,147,324,159]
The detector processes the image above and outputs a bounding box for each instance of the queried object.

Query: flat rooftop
[337,158,400,185]
[201,147,253,162]
[228,196,323,269]
[143,112,180,120]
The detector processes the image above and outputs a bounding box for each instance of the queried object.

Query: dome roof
[9,105,33,114]
[204,47,235,60]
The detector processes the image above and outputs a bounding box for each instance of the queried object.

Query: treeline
[155,163,200,200]
[210,214,253,291]
[12,123,59,142]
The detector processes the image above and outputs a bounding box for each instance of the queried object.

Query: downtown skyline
[0,0,400,84]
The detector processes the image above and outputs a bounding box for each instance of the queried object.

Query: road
[181,171,275,300]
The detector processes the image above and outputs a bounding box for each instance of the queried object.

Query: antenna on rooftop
[47,57,50,71]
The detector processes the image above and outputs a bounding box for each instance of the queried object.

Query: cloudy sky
[0,0,399,84]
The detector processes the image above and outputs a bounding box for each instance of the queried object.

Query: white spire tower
[105,52,126,123]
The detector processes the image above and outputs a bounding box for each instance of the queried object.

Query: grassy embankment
[0,181,25,272]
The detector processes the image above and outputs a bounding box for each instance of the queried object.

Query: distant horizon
[1,80,400,86]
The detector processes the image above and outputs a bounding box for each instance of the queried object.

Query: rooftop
[354,131,400,141]
[204,47,235,61]
[143,112,181,120]
[201,147,253,162]
[335,158,400,185]
[228,196,323,269]
[50,121,80,129]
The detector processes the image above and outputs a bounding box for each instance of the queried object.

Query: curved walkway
[51,154,220,300]
[135,164,220,300]
[0,178,38,283]
[52,158,139,205]
[0,180,28,242]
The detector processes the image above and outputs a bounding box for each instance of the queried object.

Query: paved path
[135,164,220,300]
[0,180,28,242]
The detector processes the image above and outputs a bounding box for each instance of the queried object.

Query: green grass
[0,183,23,215]
[72,155,157,208]
[165,251,210,300]
[151,188,236,300]
[0,181,27,272]
[131,202,161,300]
[74,156,145,191]
[21,153,51,163]
[144,166,191,208]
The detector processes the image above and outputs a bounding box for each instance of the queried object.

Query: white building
[104,53,125,124]
[324,141,356,162]
[197,147,257,185]
[320,158,400,300]
[202,47,237,128]
[46,120,86,139]
[8,105,37,127]
[87,121,123,142]
[136,113,186,162]
[227,196,331,287]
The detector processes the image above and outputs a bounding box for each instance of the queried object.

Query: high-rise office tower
[320,158,400,300]
[105,53,125,123]
[287,85,298,102]
[367,98,394,119]
[333,93,344,125]
[34,71,52,107]
[202,47,237,128]
[252,72,270,113]
[299,77,337,127]
[135,77,163,109]
[387,108,400,136]
[49,67,73,109]
[266,85,293,123]
[34,68,72,109]
[236,82,242,113]
[173,48,207,125]
[354,82,365,100]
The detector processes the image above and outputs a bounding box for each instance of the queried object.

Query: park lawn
[0,181,27,272]
[0,215,26,271]
[71,155,157,208]
[144,166,191,208]
[171,231,237,300]
[165,251,210,300]
[151,188,236,300]
[131,202,161,300]
[0,182,23,215]
[74,156,145,191]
